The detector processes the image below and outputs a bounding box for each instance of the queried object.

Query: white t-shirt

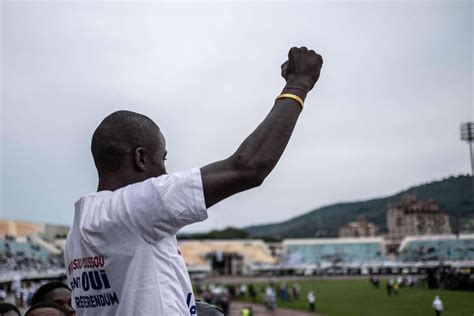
[64,168,208,315]
[432,298,443,311]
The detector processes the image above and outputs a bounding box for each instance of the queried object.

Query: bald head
[92,111,167,189]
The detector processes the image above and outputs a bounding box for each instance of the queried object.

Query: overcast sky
[1,1,472,233]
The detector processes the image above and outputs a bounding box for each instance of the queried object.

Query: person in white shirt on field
[307,290,315,312]
[64,46,323,315]
[432,295,443,316]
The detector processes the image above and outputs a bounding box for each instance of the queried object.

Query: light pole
[461,122,474,176]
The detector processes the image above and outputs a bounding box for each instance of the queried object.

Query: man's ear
[134,147,147,172]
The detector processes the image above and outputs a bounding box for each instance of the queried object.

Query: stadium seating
[0,240,51,260]
[284,238,384,265]
[398,237,474,262]
[0,238,65,282]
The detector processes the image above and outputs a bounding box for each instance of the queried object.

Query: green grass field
[239,279,474,316]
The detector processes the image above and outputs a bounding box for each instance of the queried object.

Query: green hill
[244,175,474,238]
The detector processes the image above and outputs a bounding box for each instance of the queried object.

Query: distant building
[387,196,451,241]
[338,216,377,238]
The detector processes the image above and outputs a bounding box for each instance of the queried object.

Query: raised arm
[201,47,323,208]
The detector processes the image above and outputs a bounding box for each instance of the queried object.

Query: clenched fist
[281,47,323,93]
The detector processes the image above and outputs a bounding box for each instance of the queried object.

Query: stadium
[1,216,473,315]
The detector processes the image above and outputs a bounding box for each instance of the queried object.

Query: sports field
[239,278,474,316]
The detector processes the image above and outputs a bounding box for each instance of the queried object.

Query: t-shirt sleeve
[112,168,208,243]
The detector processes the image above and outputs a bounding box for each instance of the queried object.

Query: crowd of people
[380,275,425,295]
[438,267,474,291]
[194,280,317,314]
[0,280,74,316]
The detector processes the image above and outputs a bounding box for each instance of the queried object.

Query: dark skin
[44,288,75,315]
[97,47,323,208]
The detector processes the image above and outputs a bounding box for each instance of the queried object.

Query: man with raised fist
[64,47,323,315]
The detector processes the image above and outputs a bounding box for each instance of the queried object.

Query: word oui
[70,270,111,292]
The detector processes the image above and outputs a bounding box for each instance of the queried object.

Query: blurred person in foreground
[0,302,20,316]
[432,295,443,316]
[31,282,74,315]
[64,46,323,315]
[26,302,69,316]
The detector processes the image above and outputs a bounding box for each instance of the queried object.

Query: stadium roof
[178,239,277,267]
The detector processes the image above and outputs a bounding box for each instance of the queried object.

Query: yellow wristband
[276,93,304,109]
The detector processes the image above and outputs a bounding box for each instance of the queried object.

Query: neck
[97,172,145,192]
[97,178,127,192]
[97,170,166,192]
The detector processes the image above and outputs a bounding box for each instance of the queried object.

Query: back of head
[31,281,70,306]
[0,302,20,316]
[91,110,162,175]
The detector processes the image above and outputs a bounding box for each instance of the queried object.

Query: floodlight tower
[460,122,474,175]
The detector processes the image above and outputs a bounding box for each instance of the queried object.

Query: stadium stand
[283,238,385,266]
[29,235,62,256]
[2,226,474,282]
[398,235,474,262]
[0,237,65,282]
[0,239,50,261]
